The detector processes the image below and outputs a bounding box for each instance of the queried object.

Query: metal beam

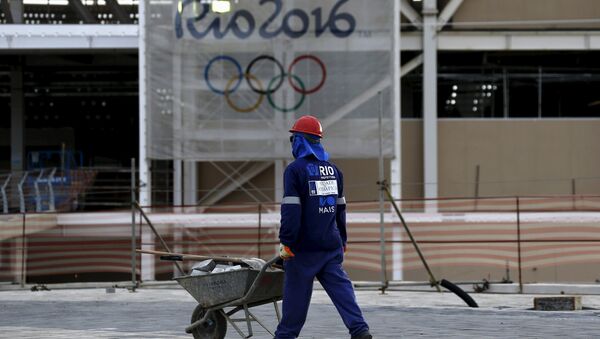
[1,27,600,51]
[437,0,464,29]
[105,0,133,24]
[0,25,138,49]
[221,162,272,202]
[210,162,263,203]
[69,0,95,24]
[400,0,421,27]
[322,54,424,130]
[198,162,272,206]
[436,31,600,51]
[200,162,251,202]
[401,54,424,77]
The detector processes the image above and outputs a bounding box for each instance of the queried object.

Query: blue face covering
[291,133,329,161]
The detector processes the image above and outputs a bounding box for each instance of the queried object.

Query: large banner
[146,0,395,160]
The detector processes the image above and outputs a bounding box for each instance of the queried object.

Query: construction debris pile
[189,258,267,276]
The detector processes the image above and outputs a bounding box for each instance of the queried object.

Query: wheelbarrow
[175,255,284,339]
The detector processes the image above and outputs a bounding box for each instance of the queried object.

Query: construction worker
[275,115,372,339]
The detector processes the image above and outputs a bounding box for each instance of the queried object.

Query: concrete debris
[190,259,216,273]
[242,258,267,270]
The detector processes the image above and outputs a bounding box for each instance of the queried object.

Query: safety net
[145,0,395,160]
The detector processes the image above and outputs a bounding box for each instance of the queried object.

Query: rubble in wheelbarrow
[211,265,243,273]
[191,259,216,273]
[188,257,270,276]
[241,258,267,270]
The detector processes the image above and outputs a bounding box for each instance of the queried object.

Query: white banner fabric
[146,0,395,160]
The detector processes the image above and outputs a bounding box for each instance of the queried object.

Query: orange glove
[279,244,295,260]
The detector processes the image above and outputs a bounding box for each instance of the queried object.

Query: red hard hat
[289,115,323,138]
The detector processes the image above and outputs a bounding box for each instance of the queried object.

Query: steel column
[391,0,403,281]
[138,0,153,281]
[10,63,24,172]
[422,0,438,206]
[138,0,150,207]
[183,161,197,205]
[391,0,402,200]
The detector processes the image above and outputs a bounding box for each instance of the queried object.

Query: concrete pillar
[11,64,24,171]
[422,0,438,204]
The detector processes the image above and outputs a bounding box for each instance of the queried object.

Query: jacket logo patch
[319,166,335,176]
[318,196,336,213]
[306,164,319,176]
[309,180,338,196]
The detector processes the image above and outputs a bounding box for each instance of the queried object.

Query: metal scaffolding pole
[391,0,403,281]
[378,91,388,292]
[131,158,137,288]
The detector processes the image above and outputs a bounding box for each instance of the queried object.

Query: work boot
[351,331,373,339]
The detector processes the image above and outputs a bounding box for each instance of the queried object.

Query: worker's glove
[279,244,295,260]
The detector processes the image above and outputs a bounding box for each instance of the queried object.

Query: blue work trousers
[274,248,369,338]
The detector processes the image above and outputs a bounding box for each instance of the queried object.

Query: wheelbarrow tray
[176,268,284,308]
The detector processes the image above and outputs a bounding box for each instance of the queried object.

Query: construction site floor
[1,288,600,338]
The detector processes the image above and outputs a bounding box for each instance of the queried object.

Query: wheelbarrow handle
[265,255,281,267]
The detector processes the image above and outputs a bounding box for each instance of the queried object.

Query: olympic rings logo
[204,54,326,113]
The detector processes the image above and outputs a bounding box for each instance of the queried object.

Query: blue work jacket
[279,156,347,252]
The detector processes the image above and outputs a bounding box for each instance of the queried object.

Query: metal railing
[2,195,600,289]
[0,168,98,214]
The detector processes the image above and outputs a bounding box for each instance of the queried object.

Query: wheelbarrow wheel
[190,305,227,339]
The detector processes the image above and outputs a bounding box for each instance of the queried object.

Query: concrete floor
[1,288,600,338]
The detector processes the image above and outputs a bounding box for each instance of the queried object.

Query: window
[398,52,600,119]
[542,73,600,118]
[439,74,503,118]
